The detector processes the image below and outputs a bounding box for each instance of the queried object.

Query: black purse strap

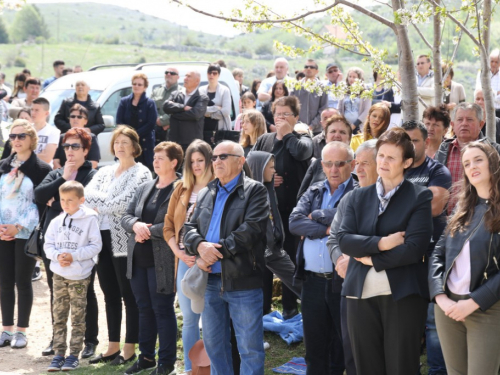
[36,206,49,230]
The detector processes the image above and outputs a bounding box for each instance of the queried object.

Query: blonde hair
[59,180,85,198]
[110,125,142,157]
[239,110,267,148]
[131,73,149,88]
[11,119,38,151]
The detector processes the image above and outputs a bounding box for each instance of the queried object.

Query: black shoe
[42,340,55,356]
[111,353,137,366]
[124,355,156,374]
[32,266,42,282]
[81,343,97,359]
[150,364,175,375]
[282,308,299,320]
[89,350,121,364]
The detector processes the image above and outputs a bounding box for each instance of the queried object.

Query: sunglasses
[165,71,178,75]
[322,160,353,169]
[211,153,241,162]
[328,69,339,73]
[62,143,83,151]
[69,115,86,119]
[9,133,28,140]
[304,65,318,69]
[208,71,219,76]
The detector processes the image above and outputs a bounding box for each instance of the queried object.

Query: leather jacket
[429,198,500,311]
[183,173,269,292]
[54,94,105,135]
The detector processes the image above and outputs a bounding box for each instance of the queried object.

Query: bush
[255,44,273,55]
[14,57,26,68]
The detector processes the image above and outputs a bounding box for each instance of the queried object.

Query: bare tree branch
[337,0,396,30]
[442,13,469,84]
[412,24,432,49]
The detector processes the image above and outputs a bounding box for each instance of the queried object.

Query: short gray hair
[322,140,354,160]
[217,140,245,157]
[490,48,500,60]
[274,58,289,68]
[356,139,377,160]
[452,102,483,122]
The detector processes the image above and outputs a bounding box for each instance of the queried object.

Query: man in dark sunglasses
[151,67,180,145]
[291,58,329,136]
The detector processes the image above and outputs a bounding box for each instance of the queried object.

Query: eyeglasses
[322,160,353,169]
[69,115,86,119]
[274,112,295,118]
[208,71,219,76]
[210,153,241,162]
[62,143,83,151]
[165,71,178,75]
[304,65,318,69]
[132,82,144,86]
[9,133,28,140]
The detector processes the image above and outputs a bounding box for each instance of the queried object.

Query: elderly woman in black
[121,142,182,375]
[0,120,51,349]
[337,128,433,375]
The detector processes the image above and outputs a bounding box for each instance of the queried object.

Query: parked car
[40,62,241,166]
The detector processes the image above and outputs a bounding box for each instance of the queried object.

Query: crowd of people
[0,50,500,375]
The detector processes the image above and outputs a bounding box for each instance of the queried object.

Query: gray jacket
[121,177,178,295]
[198,83,232,130]
[291,78,329,134]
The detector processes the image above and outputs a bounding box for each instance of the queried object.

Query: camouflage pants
[52,274,91,357]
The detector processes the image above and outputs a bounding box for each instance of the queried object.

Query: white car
[41,62,241,167]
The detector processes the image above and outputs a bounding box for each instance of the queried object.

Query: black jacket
[338,180,433,301]
[429,198,500,311]
[260,100,275,133]
[34,161,97,234]
[0,152,52,220]
[252,131,313,214]
[183,173,269,292]
[54,94,105,135]
[298,158,325,199]
[163,89,209,146]
[435,137,500,165]
[290,177,357,292]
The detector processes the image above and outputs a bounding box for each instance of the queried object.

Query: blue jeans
[130,265,177,366]
[176,260,201,372]
[202,274,265,375]
[426,302,447,375]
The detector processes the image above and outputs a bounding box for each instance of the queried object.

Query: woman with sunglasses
[54,80,104,136]
[0,120,51,349]
[116,73,157,170]
[34,128,99,358]
[163,139,214,375]
[1,109,33,159]
[53,104,101,170]
[199,64,232,142]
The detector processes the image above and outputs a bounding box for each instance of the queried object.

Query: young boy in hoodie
[44,181,102,372]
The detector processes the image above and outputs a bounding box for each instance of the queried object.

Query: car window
[101,87,132,120]
[41,89,102,126]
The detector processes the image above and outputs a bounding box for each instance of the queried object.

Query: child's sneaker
[0,331,12,347]
[10,332,27,349]
[61,355,79,371]
[47,355,65,372]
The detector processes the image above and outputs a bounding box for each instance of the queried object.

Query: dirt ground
[0,268,121,374]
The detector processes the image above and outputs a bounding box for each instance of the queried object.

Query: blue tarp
[263,311,303,345]
[272,357,306,374]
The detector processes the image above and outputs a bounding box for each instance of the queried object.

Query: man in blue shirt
[184,141,269,375]
[43,60,65,89]
[289,141,357,375]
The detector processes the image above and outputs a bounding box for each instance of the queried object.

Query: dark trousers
[97,230,138,343]
[301,272,344,375]
[347,294,427,375]
[130,265,177,366]
[0,239,35,328]
[280,210,298,312]
[340,296,356,375]
[262,267,274,315]
[42,246,99,345]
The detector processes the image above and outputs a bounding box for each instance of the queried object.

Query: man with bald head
[184,141,269,374]
[163,70,209,150]
[152,67,179,144]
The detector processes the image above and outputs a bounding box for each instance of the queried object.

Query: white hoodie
[44,205,102,281]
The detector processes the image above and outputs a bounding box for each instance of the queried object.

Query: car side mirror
[103,115,115,129]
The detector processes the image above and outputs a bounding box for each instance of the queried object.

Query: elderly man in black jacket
[163,71,209,151]
[289,141,356,375]
[184,141,269,375]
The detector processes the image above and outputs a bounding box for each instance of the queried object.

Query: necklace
[152,184,167,204]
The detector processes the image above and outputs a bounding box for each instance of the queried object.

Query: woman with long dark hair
[429,141,500,374]
[260,80,289,133]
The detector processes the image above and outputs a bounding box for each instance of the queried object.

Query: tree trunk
[392,0,419,121]
[433,0,443,106]
[481,0,495,141]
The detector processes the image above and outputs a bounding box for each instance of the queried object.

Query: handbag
[24,207,48,260]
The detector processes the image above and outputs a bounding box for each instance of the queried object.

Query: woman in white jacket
[84,125,151,366]
[199,63,232,136]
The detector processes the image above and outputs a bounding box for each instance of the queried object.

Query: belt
[306,271,333,280]
[209,273,222,277]
[448,291,471,301]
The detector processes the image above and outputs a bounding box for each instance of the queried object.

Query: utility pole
[57,9,60,44]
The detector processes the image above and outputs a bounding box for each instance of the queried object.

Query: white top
[35,123,61,167]
[447,240,471,295]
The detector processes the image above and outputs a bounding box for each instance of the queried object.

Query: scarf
[5,155,25,199]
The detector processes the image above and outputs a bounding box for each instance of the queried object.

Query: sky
[23,0,333,36]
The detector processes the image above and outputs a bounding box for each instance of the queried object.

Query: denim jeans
[301,273,344,375]
[176,260,201,371]
[426,303,447,375]
[202,274,265,375]
[130,265,177,366]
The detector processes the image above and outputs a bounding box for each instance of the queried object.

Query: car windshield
[41,89,102,126]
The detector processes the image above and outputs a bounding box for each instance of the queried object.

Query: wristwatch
[14,224,22,233]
